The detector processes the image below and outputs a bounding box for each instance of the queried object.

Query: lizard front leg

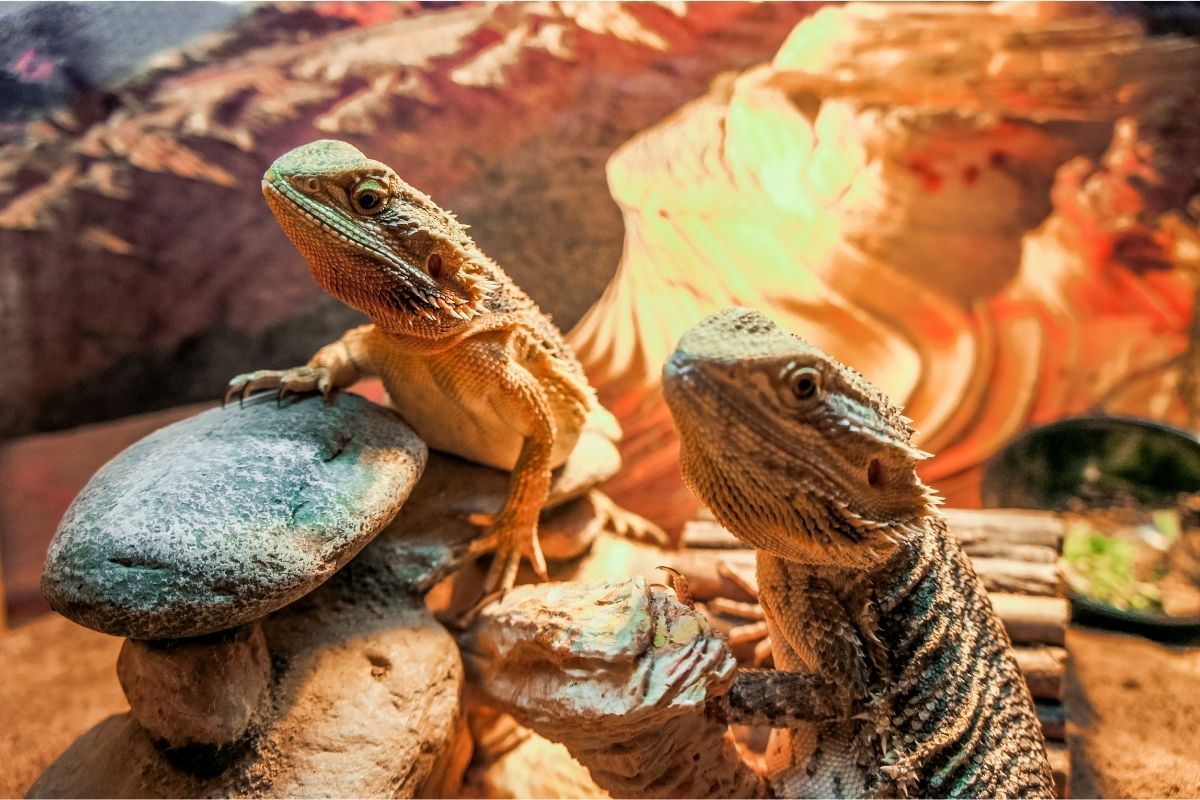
[225,324,374,405]
[714,669,851,727]
[465,351,558,597]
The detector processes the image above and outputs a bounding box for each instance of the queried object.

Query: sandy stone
[117,624,271,749]
[18,401,625,797]
[464,728,608,800]
[30,536,464,798]
[41,392,426,639]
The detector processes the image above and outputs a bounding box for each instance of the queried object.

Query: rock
[460,577,759,798]
[30,538,464,798]
[41,392,427,639]
[25,398,628,796]
[117,624,271,750]
[463,727,608,800]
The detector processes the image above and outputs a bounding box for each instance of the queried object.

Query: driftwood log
[1013,646,1067,702]
[461,578,763,799]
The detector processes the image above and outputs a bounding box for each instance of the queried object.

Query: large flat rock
[41,393,426,639]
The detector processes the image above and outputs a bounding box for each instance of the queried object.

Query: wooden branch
[1046,741,1069,799]
[991,593,1068,646]
[678,514,1067,608]
[660,548,758,603]
[680,520,744,550]
[942,508,1065,551]
[1037,702,1066,742]
[684,508,1067,555]
[1013,646,1065,701]
[971,557,1060,597]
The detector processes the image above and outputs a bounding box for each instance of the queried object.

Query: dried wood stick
[1046,741,1069,799]
[1037,702,1066,742]
[991,593,1068,646]
[971,557,1060,596]
[681,519,745,549]
[942,508,1065,550]
[1012,645,1066,701]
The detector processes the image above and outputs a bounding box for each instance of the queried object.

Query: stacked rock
[42,393,427,641]
[33,392,631,797]
[35,394,457,795]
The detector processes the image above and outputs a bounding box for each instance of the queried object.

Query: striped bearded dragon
[226,139,626,597]
[663,308,1053,798]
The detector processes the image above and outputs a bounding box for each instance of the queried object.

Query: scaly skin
[663,308,1053,798]
[226,139,618,595]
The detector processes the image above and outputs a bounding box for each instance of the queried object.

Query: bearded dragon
[663,308,1053,798]
[226,139,621,596]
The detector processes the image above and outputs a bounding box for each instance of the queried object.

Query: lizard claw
[467,514,549,592]
[223,366,332,409]
[657,565,695,608]
[590,490,669,546]
[317,373,335,405]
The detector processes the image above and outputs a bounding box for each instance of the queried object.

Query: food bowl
[983,415,1200,639]
[982,415,1200,511]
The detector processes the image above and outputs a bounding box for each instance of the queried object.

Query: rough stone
[463,726,608,800]
[41,392,427,639]
[30,535,464,798]
[461,577,759,798]
[20,399,627,797]
[117,624,271,749]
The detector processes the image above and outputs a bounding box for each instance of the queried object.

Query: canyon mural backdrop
[571,2,1200,527]
[0,1,811,436]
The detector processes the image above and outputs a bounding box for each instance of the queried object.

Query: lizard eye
[352,179,388,214]
[788,366,821,402]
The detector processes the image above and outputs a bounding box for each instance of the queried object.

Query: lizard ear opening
[427,252,445,280]
[867,458,885,487]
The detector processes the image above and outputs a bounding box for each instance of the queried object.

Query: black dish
[983,415,1200,637]
[982,415,1200,511]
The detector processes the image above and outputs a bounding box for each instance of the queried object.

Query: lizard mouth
[262,177,485,321]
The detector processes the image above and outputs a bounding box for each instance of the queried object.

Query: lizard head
[663,307,939,569]
[262,140,500,332]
